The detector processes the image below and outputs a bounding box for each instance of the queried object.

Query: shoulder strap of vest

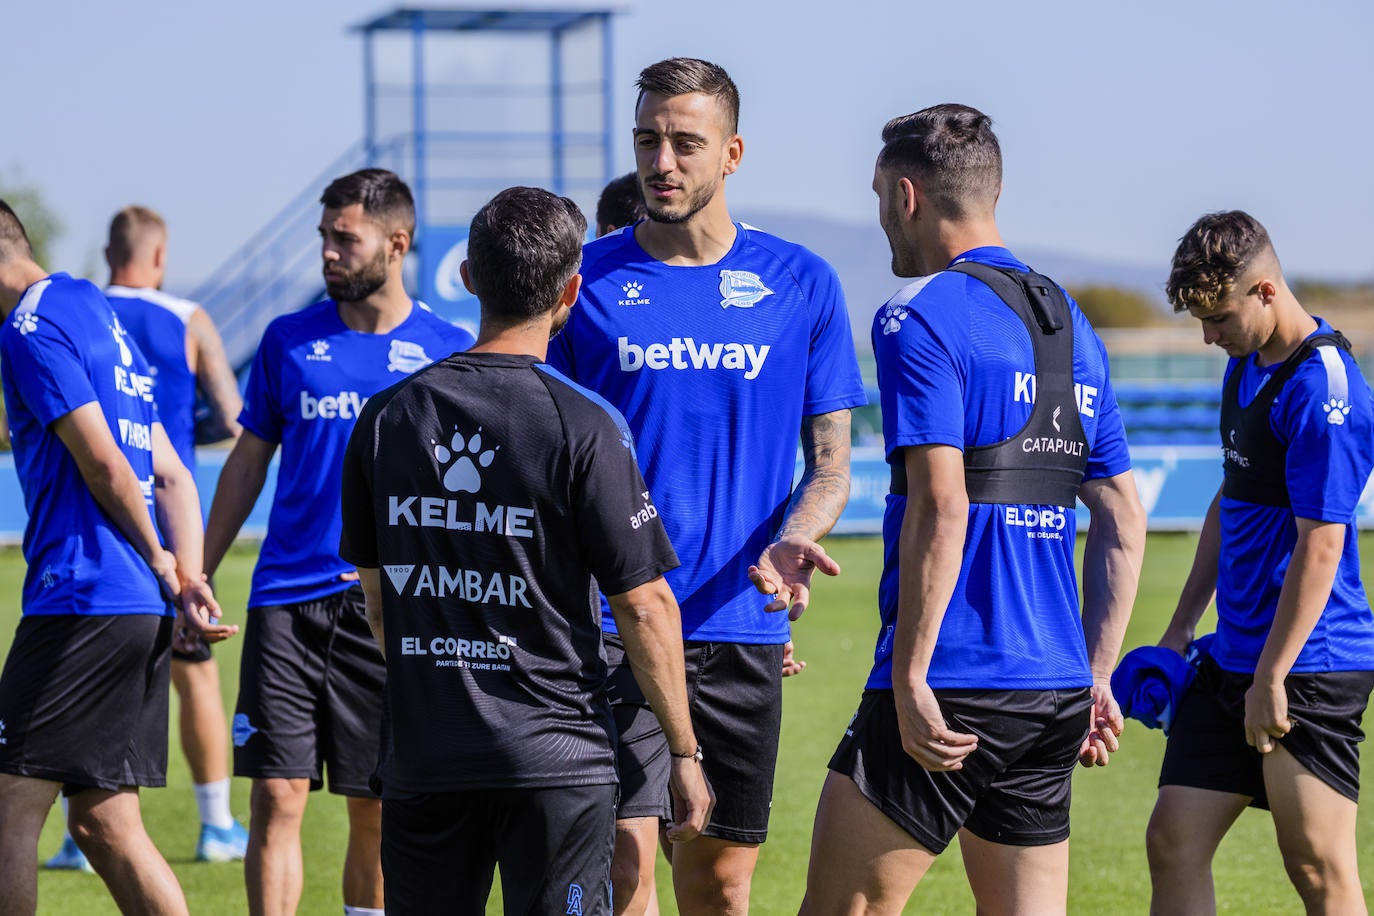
[947,261,1066,334]
[1243,331,1351,414]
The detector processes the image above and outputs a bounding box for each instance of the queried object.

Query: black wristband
[670,744,704,763]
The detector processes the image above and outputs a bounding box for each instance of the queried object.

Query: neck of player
[924,215,1005,273]
[1257,294,1319,367]
[634,195,737,267]
[0,259,50,317]
[336,276,413,335]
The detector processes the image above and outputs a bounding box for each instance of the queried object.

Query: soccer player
[101,205,248,863]
[339,185,713,915]
[547,58,867,914]
[202,169,474,916]
[0,199,235,914]
[596,172,648,237]
[1145,211,1374,915]
[799,105,1147,915]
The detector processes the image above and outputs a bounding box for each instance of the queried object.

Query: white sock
[193,779,235,830]
[343,907,385,915]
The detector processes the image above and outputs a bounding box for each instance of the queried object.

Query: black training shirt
[340,352,678,792]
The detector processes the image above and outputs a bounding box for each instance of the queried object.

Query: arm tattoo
[776,409,852,542]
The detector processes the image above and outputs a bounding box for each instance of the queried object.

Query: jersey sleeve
[238,325,284,443]
[0,315,98,428]
[800,256,867,416]
[873,287,967,458]
[1276,350,1374,523]
[338,401,380,569]
[1082,332,1131,481]
[568,405,679,595]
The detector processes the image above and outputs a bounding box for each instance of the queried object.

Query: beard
[324,249,388,302]
[642,174,718,225]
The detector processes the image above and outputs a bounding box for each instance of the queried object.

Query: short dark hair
[1167,210,1275,314]
[636,58,740,135]
[320,168,416,237]
[877,104,1002,220]
[107,205,166,267]
[595,172,647,236]
[0,199,33,263]
[466,187,586,323]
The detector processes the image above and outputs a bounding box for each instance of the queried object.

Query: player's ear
[559,273,582,309]
[1255,278,1278,304]
[899,177,918,220]
[459,260,476,296]
[723,134,743,177]
[390,229,411,260]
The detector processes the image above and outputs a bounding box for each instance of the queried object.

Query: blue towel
[1111,635,1214,734]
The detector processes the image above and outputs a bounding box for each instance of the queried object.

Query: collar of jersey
[947,246,1027,273]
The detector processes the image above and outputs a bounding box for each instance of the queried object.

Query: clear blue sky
[5,0,1371,290]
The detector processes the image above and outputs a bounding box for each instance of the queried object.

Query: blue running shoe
[195,820,249,863]
[43,836,94,874]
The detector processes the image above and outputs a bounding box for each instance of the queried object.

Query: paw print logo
[110,320,133,367]
[1322,396,1352,426]
[12,312,38,335]
[313,340,329,357]
[433,427,499,494]
[622,281,644,298]
[881,303,909,336]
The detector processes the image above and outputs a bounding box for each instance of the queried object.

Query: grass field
[8,533,1374,914]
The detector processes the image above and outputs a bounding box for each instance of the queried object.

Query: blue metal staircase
[192,6,620,372]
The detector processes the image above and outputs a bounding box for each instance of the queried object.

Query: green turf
[6,534,1373,913]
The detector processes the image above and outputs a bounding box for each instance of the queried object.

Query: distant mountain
[735,209,1170,334]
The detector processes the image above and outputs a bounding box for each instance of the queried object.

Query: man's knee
[250,779,309,828]
[672,840,756,912]
[1144,807,1196,871]
[1280,844,1362,903]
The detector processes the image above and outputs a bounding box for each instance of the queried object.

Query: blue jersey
[106,285,199,471]
[547,223,867,643]
[0,273,169,617]
[1213,320,1374,674]
[868,248,1131,690]
[240,299,474,608]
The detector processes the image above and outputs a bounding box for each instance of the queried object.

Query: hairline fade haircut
[877,103,1002,221]
[635,57,740,136]
[1167,210,1276,314]
[320,168,417,238]
[466,186,586,323]
[0,199,34,263]
[596,172,647,235]
[107,205,167,268]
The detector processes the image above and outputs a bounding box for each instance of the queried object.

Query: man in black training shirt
[339,186,713,916]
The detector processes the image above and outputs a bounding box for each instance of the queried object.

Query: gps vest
[890,262,1090,507]
[1221,332,1351,508]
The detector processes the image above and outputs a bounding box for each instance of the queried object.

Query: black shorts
[604,635,783,843]
[0,614,172,792]
[829,687,1091,854]
[1159,655,1374,807]
[381,782,616,915]
[233,588,384,796]
[172,639,213,664]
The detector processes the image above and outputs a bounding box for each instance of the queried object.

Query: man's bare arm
[203,430,276,578]
[151,425,236,644]
[609,577,713,841]
[356,566,385,659]
[188,308,242,444]
[1158,487,1222,654]
[749,408,852,619]
[1076,471,1147,766]
[891,444,979,771]
[53,402,179,595]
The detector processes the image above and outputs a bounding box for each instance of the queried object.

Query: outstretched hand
[749,536,841,621]
[174,574,238,653]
